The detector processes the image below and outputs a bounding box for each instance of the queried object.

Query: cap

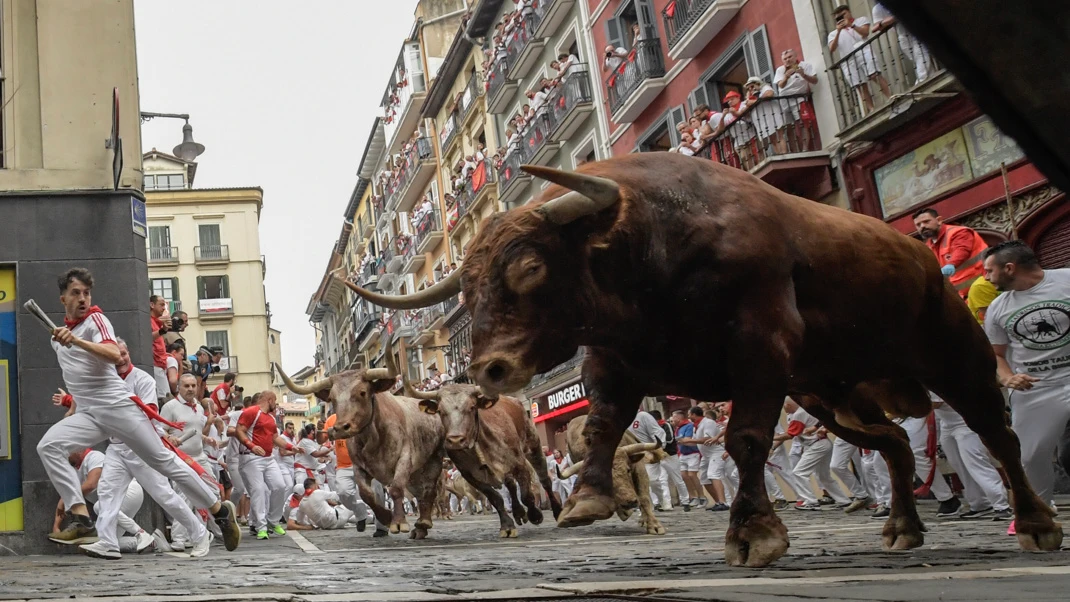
[292,484,305,497]
[722,90,742,102]
[745,76,765,87]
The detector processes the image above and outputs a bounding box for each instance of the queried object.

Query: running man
[235,390,296,540]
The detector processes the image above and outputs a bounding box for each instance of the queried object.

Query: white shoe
[134,530,154,553]
[171,539,188,552]
[190,532,213,558]
[80,540,121,560]
[151,529,170,552]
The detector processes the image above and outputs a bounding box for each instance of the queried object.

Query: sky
[135,0,420,373]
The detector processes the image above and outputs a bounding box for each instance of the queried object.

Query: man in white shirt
[165,341,184,399]
[773,49,819,151]
[603,45,628,72]
[288,480,355,530]
[628,410,672,511]
[161,373,215,548]
[827,4,891,112]
[36,268,239,552]
[872,4,932,83]
[782,398,849,509]
[983,241,1070,518]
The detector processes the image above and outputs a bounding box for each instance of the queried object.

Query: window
[205,331,230,356]
[148,226,175,261]
[144,174,186,190]
[151,278,178,301]
[406,346,421,383]
[197,275,230,300]
[636,106,687,152]
[198,224,222,248]
[606,0,659,49]
[689,28,772,114]
[270,334,276,344]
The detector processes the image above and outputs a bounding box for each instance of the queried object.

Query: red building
[588,0,834,200]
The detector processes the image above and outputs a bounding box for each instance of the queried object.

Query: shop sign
[533,381,589,423]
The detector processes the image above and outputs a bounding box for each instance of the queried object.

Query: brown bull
[410,380,562,538]
[274,337,444,539]
[558,415,665,535]
[341,153,1061,566]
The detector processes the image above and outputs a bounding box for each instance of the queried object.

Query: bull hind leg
[524,432,562,520]
[385,484,411,534]
[411,496,435,540]
[503,476,528,525]
[512,465,544,526]
[471,480,518,538]
[354,468,393,529]
[800,387,925,551]
[560,354,643,528]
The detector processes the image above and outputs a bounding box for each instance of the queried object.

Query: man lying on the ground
[287,478,358,530]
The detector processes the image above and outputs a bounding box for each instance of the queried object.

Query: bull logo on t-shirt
[1008,301,1070,350]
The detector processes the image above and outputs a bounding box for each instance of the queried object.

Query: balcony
[455,159,497,225]
[663,0,746,60]
[606,39,668,123]
[356,306,384,352]
[216,356,239,373]
[534,0,573,39]
[387,311,416,342]
[497,147,533,206]
[194,245,230,265]
[198,297,234,321]
[496,109,560,206]
[439,112,460,153]
[378,248,398,290]
[698,94,833,200]
[383,50,428,154]
[388,235,410,273]
[548,66,594,142]
[412,305,443,345]
[360,214,375,238]
[260,254,266,278]
[442,295,462,321]
[147,246,179,266]
[504,7,547,82]
[385,137,436,214]
[486,57,518,114]
[357,260,379,289]
[828,22,950,141]
[399,232,425,275]
[526,348,585,391]
[413,208,443,254]
[458,73,484,126]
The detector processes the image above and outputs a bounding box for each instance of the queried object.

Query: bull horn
[364,331,398,382]
[521,165,621,225]
[558,460,583,479]
[618,442,659,456]
[400,359,441,401]
[274,362,332,396]
[338,269,461,310]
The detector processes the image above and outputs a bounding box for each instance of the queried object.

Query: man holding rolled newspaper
[31,268,242,555]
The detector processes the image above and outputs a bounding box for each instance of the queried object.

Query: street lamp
[140,111,206,161]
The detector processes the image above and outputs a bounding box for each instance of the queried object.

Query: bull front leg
[386,453,417,534]
[559,353,642,528]
[503,475,528,525]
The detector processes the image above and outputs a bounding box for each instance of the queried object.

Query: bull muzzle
[327,426,346,441]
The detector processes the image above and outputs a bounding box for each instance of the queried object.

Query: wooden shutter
[171,277,180,301]
[635,0,658,40]
[668,105,688,146]
[221,275,231,299]
[196,276,205,300]
[605,17,624,50]
[744,25,774,83]
[688,85,709,114]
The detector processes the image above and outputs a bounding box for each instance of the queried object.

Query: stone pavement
[2,497,1069,601]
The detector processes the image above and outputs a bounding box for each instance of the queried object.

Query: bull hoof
[389,523,400,534]
[512,506,528,526]
[558,490,616,528]
[499,528,518,538]
[527,506,544,526]
[724,512,789,568]
[415,518,433,531]
[644,517,667,535]
[410,527,428,540]
[881,515,926,551]
[1016,518,1064,552]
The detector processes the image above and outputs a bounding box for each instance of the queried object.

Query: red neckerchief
[74,448,92,468]
[64,306,104,328]
[118,364,133,379]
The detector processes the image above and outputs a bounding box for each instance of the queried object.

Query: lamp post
[140,111,206,161]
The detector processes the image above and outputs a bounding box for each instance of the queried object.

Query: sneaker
[134,530,155,553]
[683,502,691,512]
[844,498,870,514]
[818,495,835,505]
[79,540,120,560]
[190,532,213,558]
[214,500,241,552]
[271,524,286,536]
[958,507,994,520]
[991,508,1013,521]
[706,503,729,512]
[772,499,789,511]
[871,504,890,518]
[171,539,189,552]
[356,518,367,532]
[49,512,97,545]
[936,497,962,517]
[795,501,821,511]
[151,529,170,552]
[238,517,249,526]
[256,529,269,540]
[373,528,389,538]
[696,498,708,508]
[1007,520,1016,536]
[249,524,259,537]
[657,504,672,512]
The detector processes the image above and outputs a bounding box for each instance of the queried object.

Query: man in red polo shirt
[149,295,171,401]
[912,208,989,300]
[210,373,237,416]
[235,391,295,540]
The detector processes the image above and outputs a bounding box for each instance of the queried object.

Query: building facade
[0,0,149,553]
[143,152,279,394]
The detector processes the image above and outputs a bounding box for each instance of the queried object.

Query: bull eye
[506,254,546,295]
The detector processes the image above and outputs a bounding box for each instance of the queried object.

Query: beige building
[142,151,279,394]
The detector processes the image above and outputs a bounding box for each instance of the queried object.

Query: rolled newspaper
[23,298,59,334]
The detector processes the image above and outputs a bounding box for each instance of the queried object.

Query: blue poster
[0,267,22,531]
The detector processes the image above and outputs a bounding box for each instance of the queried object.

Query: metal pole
[1001,162,1019,240]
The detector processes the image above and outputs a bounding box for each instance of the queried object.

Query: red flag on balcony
[608,74,617,87]
[665,0,676,17]
[447,206,458,231]
[626,48,636,64]
[472,161,487,191]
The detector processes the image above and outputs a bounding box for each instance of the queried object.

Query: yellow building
[143,151,280,394]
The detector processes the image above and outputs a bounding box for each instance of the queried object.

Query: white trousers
[860,449,892,505]
[764,465,783,500]
[317,506,355,529]
[277,462,296,493]
[793,439,849,504]
[645,462,672,508]
[95,444,208,550]
[227,454,246,500]
[830,438,870,499]
[767,444,810,501]
[901,416,953,502]
[334,467,371,520]
[92,467,143,549]
[660,455,690,502]
[788,439,802,470]
[553,478,573,504]
[239,454,287,530]
[1009,382,1070,504]
[897,30,932,82]
[940,424,1009,511]
[37,403,219,512]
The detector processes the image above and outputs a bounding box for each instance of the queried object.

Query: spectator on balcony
[687,115,716,148]
[527,87,549,116]
[475,143,486,161]
[603,45,628,72]
[828,4,891,113]
[630,22,646,45]
[872,3,932,84]
[774,49,819,152]
[672,132,697,156]
[744,76,787,156]
[723,90,757,170]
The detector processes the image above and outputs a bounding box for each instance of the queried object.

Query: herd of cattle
[283,155,1063,567]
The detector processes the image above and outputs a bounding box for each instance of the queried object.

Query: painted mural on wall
[874,115,1026,218]
[0,267,23,532]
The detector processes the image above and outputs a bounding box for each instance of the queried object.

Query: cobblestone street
[3,497,1070,601]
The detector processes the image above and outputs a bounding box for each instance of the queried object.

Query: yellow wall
[0,0,143,191]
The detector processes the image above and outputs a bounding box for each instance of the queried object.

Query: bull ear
[313,389,332,402]
[627,451,650,463]
[419,399,440,414]
[475,394,499,410]
[369,377,396,394]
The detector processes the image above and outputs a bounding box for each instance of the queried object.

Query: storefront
[530,379,590,453]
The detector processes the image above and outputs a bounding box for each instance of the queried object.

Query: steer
[340,153,1061,566]
[557,415,665,535]
[274,337,444,539]
[409,381,562,538]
